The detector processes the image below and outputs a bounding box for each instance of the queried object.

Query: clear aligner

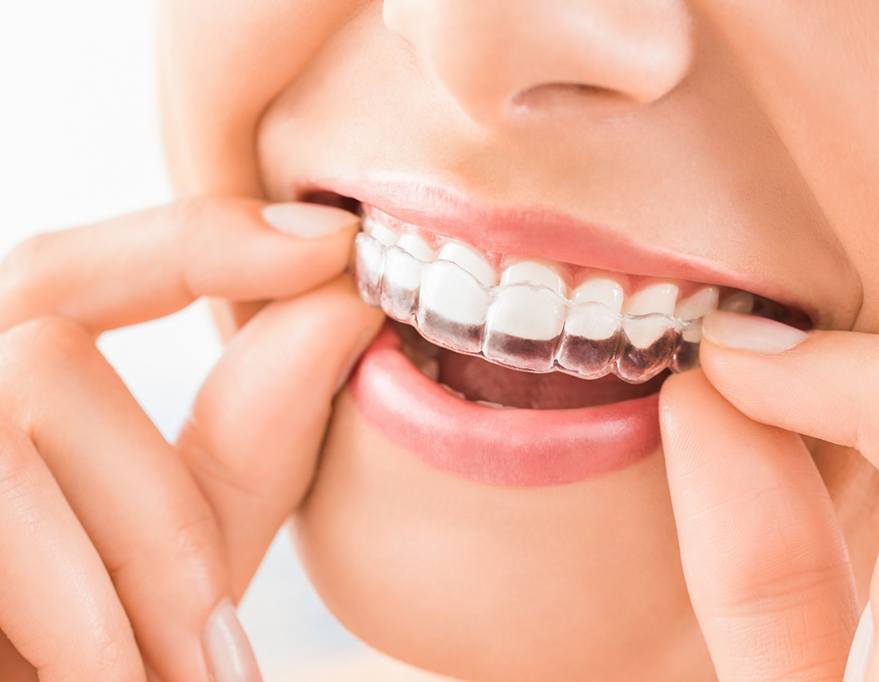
[355,232,715,384]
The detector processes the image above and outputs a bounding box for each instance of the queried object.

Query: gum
[354,232,703,384]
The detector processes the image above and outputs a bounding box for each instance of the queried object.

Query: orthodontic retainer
[354,232,707,384]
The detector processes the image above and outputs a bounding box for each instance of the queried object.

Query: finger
[0,630,37,682]
[698,311,879,463]
[843,602,873,681]
[0,199,359,332]
[0,419,146,682]
[178,274,384,593]
[660,370,858,682]
[0,317,259,682]
[863,561,879,681]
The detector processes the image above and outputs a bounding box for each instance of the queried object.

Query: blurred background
[0,3,429,679]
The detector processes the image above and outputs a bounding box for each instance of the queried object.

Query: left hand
[659,310,879,681]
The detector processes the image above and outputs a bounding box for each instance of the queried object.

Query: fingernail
[203,599,262,682]
[262,202,358,239]
[701,310,808,354]
[843,602,873,682]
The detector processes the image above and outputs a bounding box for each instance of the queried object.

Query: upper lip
[298,175,814,322]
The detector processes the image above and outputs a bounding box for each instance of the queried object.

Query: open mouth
[303,188,811,485]
[306,190,809,409]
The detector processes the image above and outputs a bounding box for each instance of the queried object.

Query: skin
[0,1,877,680]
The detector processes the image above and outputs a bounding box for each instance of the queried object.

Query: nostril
[511,82,641,118]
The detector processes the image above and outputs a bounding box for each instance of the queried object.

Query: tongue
[437,349,665,409]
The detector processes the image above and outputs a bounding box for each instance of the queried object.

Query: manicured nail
[701,310,808,354]
[203,599,262,682]
[843,602,873,682]
[262,202,358,239]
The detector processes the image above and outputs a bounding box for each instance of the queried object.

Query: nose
[383,0,693,125]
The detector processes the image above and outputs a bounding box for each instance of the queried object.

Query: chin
[292,390,702,682]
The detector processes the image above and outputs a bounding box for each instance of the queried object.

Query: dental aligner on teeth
[353,215,765,385]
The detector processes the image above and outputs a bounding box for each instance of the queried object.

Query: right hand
[0,198,383,681]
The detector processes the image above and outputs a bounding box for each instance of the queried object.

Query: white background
[0,2,425,679]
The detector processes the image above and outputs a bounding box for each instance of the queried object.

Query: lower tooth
[475,399,511,409]
[419,358,440,381]
[440,383,467,400]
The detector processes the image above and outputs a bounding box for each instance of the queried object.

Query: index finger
[0,198,359,332]
[697,311,879,463]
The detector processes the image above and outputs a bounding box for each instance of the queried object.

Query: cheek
[294,390,695,680]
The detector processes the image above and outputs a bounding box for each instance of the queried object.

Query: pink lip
[300,175,804,312]
[349,324,660,487]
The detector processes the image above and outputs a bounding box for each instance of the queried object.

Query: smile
[304,186,810,486]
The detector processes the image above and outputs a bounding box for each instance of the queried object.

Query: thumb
[660,369,858,681]
[697,310,879,464]
[177,275,384,595]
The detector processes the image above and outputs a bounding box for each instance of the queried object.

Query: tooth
[623,315,677,349]
[675,287,719,343]
[675,286,719,320]
[363,216,397,246]
[617,316,679,382]
[419,357,439,381]
[396,232,436,261]
[476,399,510,409]
[486,287,566,340]
[500,260,567,297]
[720,291,755,314]
[483,285,566,371]
[624,282,679,316]
[437,241,497,288]
[556,302,621,378]
[564,303,620,340]
[440,383,467,400]
[381,247,424,321]
[417,260,490,353]
[354,233,385,306]
[572,277,626,312]
[671,319,702,373]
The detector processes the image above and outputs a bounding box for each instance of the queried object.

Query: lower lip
[349,324,661,487]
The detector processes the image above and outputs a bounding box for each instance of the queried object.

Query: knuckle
[715,560,852,617]
[1,316,93,370]
[0,422,37,497]
[857,418,879,461]
[106,503,223,592]
[166,196,225,244]
[79,630,143,682]
[2,232,53,288]
[0,317,95,420]
[169,508,223,565]
[167,196,209,232]
[46,612,143,682]
[0,233,55,319]
[178,418,272,503]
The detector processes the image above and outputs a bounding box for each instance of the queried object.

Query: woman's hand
[659,310,879,681]
[0,198,383,682]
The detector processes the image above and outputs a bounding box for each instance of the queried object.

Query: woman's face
[159,2,879,680]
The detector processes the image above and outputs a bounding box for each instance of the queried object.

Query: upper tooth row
[363,216,749,324]
[355,225,758,382]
